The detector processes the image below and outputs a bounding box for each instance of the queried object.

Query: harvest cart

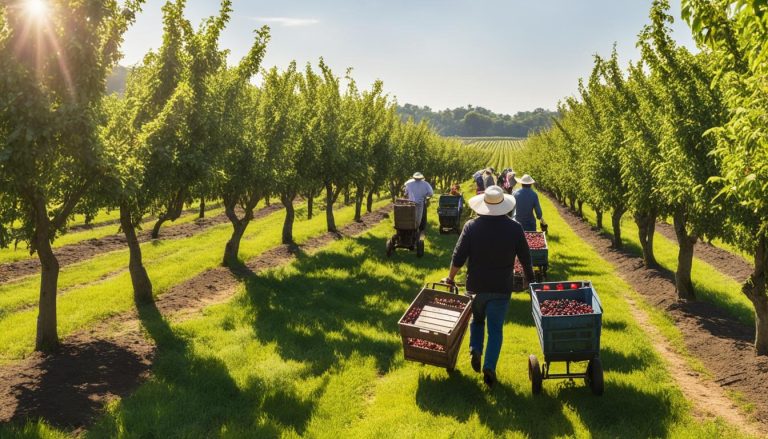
[398,283,473,372]
[437,195,463,234]
[526,231,549,282]
[386,199,425,257]
[527,281,604,395]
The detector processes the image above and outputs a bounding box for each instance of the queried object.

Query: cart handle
[429,282,461,294]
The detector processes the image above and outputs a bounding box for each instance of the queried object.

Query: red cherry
[570,283,579,289]
[543,285,551,291]
[556,284,565,290]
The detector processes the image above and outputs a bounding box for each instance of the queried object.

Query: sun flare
[24,0,49,19]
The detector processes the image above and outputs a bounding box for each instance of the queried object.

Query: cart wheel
[416,240,425,258]
[528,355,543,394]
[385,238,394,257]
[586,357,604,396]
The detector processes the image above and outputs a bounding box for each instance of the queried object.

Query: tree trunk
[34,211,59,352]
[264,195,270,207]
[611,208,624,249]
[743,233,768,355]
[120,202,153,304]
[569,197,576,211]
[199,197,205,219]
[280,193,296,244]
[673,209,696,301]
[367,189,375,213]
[325,183,338,233]
[596,209,603,229]
[634,210,658,268]
[307,191,314,220]
[344,187,351,205]
[223,201,253,267]
[354,185,365,222]
[577,201,584,218]
[151,191,185,239]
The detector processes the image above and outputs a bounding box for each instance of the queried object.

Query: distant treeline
[397,104,558,137]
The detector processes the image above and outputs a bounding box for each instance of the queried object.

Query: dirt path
[0,204,282,284]
[66,203,221,233]
[550,198,768,435]
[622,294,764,437]
[654,221,753,284]
[0,206,391,432]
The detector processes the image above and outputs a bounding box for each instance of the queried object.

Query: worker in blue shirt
[512,174,546,232]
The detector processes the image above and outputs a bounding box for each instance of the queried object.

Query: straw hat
[515,174,535,185]
[413,172,425,180]
[468,185,516,216]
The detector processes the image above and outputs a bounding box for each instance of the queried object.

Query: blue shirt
[513,187,542,228]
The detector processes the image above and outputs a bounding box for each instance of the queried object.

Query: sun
[24,0,49,19]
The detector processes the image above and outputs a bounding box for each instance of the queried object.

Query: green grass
[0,198,388,363]
[579,204,755,326]
[0,203,225,265]
[6,192,748,438]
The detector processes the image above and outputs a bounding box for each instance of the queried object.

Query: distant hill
[106,65,128,95]
[397,104,558,138]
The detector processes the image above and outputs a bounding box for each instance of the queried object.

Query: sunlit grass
[0,198,388,362]
[59,192,752,437]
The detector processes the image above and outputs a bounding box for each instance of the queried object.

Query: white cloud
[250,17,320,27]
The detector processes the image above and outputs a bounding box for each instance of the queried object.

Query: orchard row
[511,0,768,355]
[0,1,484,351]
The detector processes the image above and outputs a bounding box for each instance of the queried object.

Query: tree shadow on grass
[234,226,461,377]
[87,302,315,438]
[557,381,686,438]
[415,371,576,437]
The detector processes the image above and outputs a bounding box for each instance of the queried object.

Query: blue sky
[121,1,697,115]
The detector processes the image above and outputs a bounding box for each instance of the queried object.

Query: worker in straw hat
[404,172,433,231]
[512,174,546,232]
[442,185,535,387]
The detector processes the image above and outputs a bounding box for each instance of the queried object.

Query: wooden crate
[401,326,467,369]
[398,286,472,349]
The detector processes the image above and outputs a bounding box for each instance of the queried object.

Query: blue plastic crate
[530,281,603,362]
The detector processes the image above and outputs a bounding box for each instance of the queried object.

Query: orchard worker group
[408,168,546,388]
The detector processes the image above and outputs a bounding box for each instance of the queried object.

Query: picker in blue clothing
[442,186,535,387]
[512,174,547,232]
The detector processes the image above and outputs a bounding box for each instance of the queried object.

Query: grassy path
[0,199,388,362]
[10,194,751,437]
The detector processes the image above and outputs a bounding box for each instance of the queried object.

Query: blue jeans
[469,293,511,372]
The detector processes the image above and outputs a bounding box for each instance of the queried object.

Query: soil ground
[654,221,753,284]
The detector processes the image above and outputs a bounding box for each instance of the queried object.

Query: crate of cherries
[540,298,594,316]
[525,231,548,266]
[399,284,473,369]
[406,337,446,352]
[525,231,547,249]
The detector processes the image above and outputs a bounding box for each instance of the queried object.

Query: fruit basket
[527,280,604,396]
[398,283,473,371]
